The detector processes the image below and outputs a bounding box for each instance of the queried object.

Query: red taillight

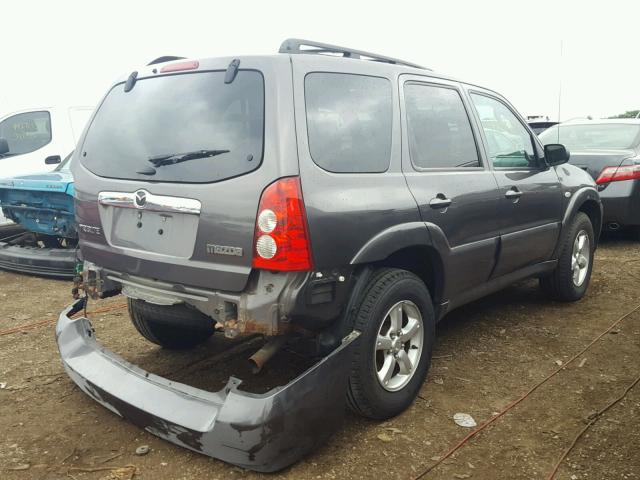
[596,165,640,185]
[160,60,199,73]
[252,177,313,271]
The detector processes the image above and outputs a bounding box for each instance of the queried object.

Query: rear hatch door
[73,56,297,292]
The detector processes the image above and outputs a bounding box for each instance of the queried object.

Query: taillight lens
[596,164,640,185]
[252,177,313,271]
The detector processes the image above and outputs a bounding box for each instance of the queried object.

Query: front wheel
[540,212,595,302]
[346,268,435,419]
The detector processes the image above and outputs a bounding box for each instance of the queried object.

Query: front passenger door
[469,92,563,277]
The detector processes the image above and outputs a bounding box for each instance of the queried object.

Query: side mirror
[0,138,8,155]
[544,143,570,166]
[45,155,62,165]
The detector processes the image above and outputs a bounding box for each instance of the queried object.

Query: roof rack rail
[278,38,429,70]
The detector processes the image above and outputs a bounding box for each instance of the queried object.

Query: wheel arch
[349,222,446,304]
[577,198,602,246]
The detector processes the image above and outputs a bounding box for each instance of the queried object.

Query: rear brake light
[160,60,199,73]
[252,177,313,271]
[596,165,640,185]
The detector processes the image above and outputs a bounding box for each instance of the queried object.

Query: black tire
[540,212,594,301]
[128,298,215,349]
[346,268,435,420]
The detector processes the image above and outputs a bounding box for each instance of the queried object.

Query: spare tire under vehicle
[128,298,216,349]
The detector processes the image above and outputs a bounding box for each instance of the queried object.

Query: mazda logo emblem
[134,190,147,208]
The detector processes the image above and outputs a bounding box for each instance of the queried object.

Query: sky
[1,0,638,121]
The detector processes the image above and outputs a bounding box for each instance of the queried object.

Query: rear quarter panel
[290,56,423,270]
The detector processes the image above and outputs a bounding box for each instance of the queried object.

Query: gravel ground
[0,234,638,480]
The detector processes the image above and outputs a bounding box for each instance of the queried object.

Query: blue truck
[0,152,77,276]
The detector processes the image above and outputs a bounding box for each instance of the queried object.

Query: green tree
[608,110,640,119]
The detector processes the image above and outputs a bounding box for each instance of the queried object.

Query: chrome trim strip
[98,190,201,215]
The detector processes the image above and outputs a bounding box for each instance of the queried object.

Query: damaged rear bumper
[56,300,359,472]
[0,241,76,278]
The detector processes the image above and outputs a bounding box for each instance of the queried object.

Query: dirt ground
[1,234,639,480]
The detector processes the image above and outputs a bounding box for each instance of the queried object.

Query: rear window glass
[305,73,392,173]
[539,123,640,150]
[80,71,264,183]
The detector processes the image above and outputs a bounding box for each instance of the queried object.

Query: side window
[404,83,479,168]
[305,73,392,173]
[0,111,52,158]
[470,94,537,169]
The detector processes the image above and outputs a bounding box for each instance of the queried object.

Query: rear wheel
[346,268,434,419]
[540,212,594,301]
[128,298,215,349]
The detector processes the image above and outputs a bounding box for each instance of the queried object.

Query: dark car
[58,39,602,472]
[539,120,640,237]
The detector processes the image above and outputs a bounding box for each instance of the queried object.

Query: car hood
[0,171,74,196]
[568,149,636,181]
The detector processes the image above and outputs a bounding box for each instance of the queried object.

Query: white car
[0,105,93,225]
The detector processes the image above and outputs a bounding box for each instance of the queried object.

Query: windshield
[80,70,264,183]
[539,123,640,150]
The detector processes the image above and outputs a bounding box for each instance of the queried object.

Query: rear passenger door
[467,91,563,277]
[399,77,502,299]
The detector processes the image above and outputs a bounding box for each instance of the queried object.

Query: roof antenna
[556,40,563,143]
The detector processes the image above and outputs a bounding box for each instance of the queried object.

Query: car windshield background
[80,70,264,183]
[539,123,640,150]
[405,83,479,169]
[471,94,537,169]
[0,111,52,157]
[305,73,392,173]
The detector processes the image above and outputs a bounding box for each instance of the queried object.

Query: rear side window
[81,70,264,183]
[404,84,479,169]
[305,73,392,173]
[0,111,52,157]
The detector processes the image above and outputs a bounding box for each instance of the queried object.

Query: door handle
[429,194,452,209]
[504,187,522,200]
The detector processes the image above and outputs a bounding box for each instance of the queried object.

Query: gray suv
[58,39,602,471]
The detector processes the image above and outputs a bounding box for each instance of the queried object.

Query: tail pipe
[248,335,288,374]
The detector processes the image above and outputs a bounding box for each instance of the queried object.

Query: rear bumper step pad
[56,300,359,472]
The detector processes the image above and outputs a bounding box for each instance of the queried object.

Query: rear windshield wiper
[147,149,230,167]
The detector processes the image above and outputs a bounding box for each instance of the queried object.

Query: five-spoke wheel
[375,300,424,392]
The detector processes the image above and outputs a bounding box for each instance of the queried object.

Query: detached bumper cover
[0,242,76,277]
[56,300,359,472]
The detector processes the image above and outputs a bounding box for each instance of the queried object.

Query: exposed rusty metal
[248,336,288,374]
[225,311,287,338]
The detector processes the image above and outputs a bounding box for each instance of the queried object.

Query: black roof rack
[279,38,429,70]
